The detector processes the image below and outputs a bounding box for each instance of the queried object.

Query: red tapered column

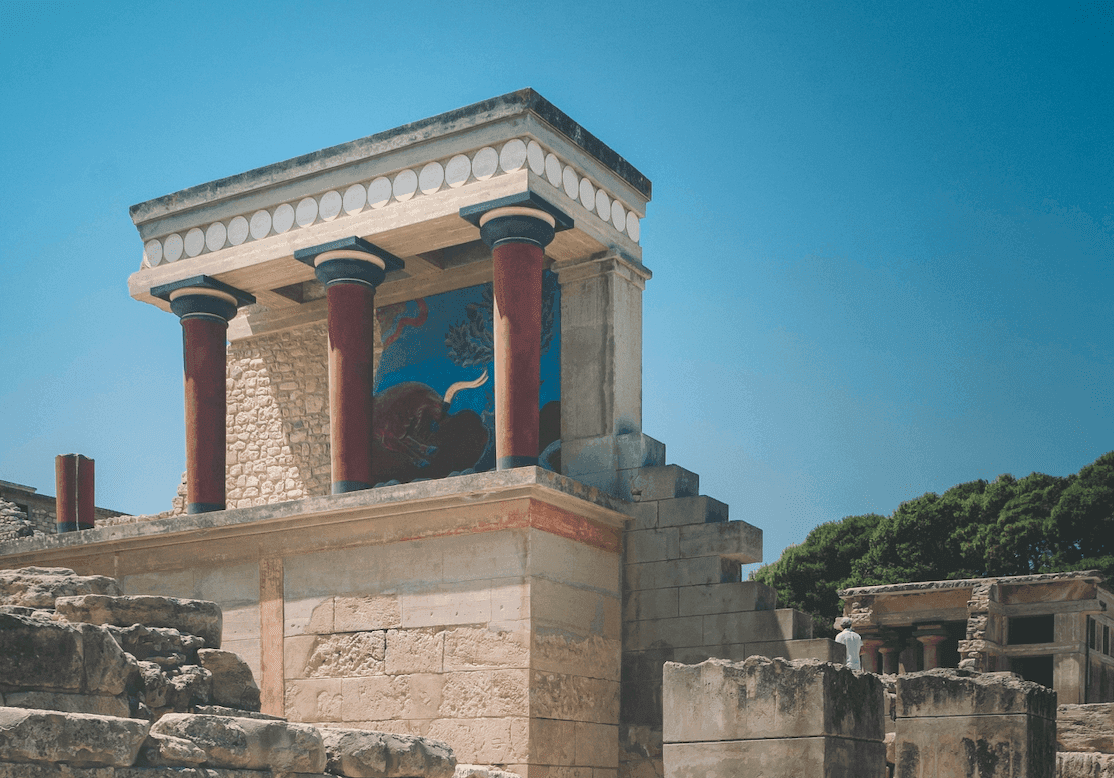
[294,237,403,493]
[479,206,559,469]
[326,280,377,492]
[55,453,94,532]
[154,277,254,514]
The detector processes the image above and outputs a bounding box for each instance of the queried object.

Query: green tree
[1051,451,1114,576]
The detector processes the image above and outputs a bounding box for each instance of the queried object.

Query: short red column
[154,276,254,514]
[479,207,558,469]
[55,453,94,532]
[295,237,403,493]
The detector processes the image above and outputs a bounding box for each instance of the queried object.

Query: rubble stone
[137,732,208,767]
[0,567,121,609]
[3,691,129,718]
[55,595,222,649]
[196,648,261,711]
[150,712,326,772]
[0,706,149,767]
[321,728,457,778]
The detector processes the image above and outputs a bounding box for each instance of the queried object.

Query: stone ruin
[0,566,504,778]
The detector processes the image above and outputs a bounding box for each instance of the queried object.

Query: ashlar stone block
[150,712,326,773]
[55,594,223,649]
[0,706,150,768]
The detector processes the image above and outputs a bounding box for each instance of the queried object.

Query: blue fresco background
[373,271,560,476]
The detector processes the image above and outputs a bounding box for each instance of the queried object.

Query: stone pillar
[915,628,948,671]
[895,668,1057,778]
[861,637,884,675]
[663,656,886,778]
[462,195,570,470]
[879,645,899,675]
[294,237,403,493]
[153,276,254,514]
[54,454,94,532]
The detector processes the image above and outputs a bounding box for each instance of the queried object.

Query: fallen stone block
[0,612,84,693]
[0,567,121,609]
[78,623,137,696]
[322,728,456,778]
[0,706,149,767]
[197,648,261,711]
[3,690,129,718]
[108,623,205,666]
[455,765,522,778]
[55,595,223,649]
[192,704,284,720]
[1058,703,1114,753]
[150,712,326,773]
[164,665,212,711]
[137,732,208,767]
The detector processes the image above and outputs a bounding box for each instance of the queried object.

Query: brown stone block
[896,713,1056,778]
[663,737,886,778]
[428,716,526,764]
[662,657,884,744]
[896,668,1057,720]
[335,593,402,631]
[388,627,446,674]
[677,520,761,564]
[440,669,529,718]
[151,712,326,773]
[624,557,734,592]
[293,631,386,678]
[624,529,679,565]
[1057,703,1114,753]
[575,722,618,768]
[532,577,620,640]
[342,673,444,722]
[623,616,704,651]
[284,677,345,722]
[531,717,578,765]
[0,612,84,693]
[56,594,223,649]
[654,496,727,529]
[0,707,150,768]
[743,637,846,664]
[534,631,621,681]
[2,690,130,718]
[675,581,776,617]
[701,608,811,645]
[531,671,619,724]
[443,624,529,671]
[622,589,679,623]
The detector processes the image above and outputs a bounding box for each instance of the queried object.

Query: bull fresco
[370,272,560,484]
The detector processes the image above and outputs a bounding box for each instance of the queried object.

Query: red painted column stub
[294,237,404,494]
[152,275,255,514]
[55,453,94,532]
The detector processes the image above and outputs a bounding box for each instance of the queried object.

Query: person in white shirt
[835,617,864,671]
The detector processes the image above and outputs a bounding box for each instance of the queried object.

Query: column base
[187,502,225,514]
[497,455,539,470]
[55,522,94,533]
[332,480,372,494]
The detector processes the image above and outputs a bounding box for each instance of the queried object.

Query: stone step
[55,594,222,649]
[625,556,741,592]
[625,466,699,502]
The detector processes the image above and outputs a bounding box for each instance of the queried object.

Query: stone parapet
[662,657,886,778]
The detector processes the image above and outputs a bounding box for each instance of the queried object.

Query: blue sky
[1,1,1110,572]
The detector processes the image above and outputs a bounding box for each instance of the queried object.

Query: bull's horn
[444,370,489,405]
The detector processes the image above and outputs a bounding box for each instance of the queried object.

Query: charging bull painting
[370,272,560,484]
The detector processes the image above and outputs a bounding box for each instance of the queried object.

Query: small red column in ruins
[295,237,403,493]
[153,276,255,514]
[55,453,95,532]
[464,196,569,469]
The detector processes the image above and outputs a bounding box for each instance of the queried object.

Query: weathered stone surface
[197,648,261,710]
[192,704,284,720]
[136,661,168,710]
[1058,703,1114,753]
[164,665,212,711]
[322,728,456,778]
[662,657,884,743]
[55,595,223,649]
[897,667,1058,721]
[303,631,386,678]
[3,690,129,718]
[0,612,84,692]
[78,624,136,696]
[1058,752,1114,778]
[387,628,445,674]
[0,567,121,609]
[137,732,207,767]
[664,737,886,778]
[0,706,149,767]
[443,626,528,671]
[108,623,205,665]
[150,712,326,772]
[454,765,521,778]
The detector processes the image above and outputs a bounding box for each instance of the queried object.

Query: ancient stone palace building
[0,91,836,778]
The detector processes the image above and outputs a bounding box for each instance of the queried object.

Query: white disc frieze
[445,154,471,187]
[393,169,417,201]
[419,162,444,194]
[562,165,579,199]
[579,177,595,210]
[164,233,184,262]
[544,153,562,187]
[594,189,610,221]
[227,216,249,246]
[272,203,295,233]
[250,210,272,240]
[319,191,342,221]
[295,198,318,227]
[626,211,641,242]
[144,240,163,267]
[527,141,545,175]
[611,199,626,231]
[184,227,205,257]
[367,177,392,208]
[205,222,227,252]
[343,184,367,214]
[499,139,527,172]
[472,147,498,180]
